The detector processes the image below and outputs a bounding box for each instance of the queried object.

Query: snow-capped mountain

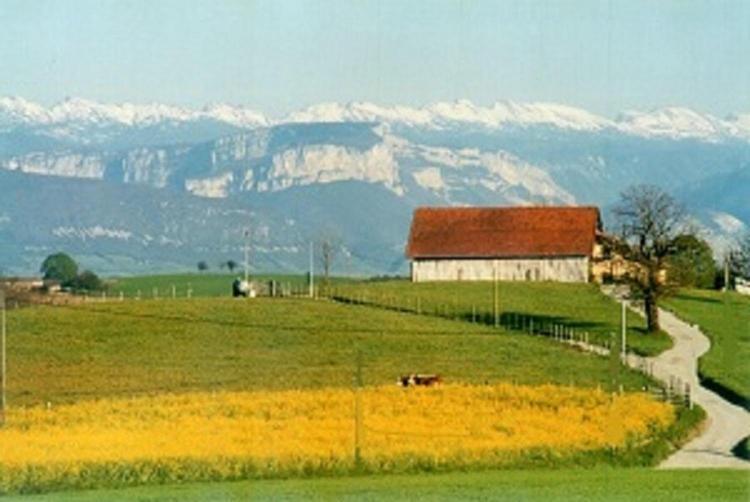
[0,96,268,128]
[3,96,749,141]
[0,96,748,275]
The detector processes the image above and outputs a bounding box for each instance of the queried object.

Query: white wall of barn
[411,257,590,283]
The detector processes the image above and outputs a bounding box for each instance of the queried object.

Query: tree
[40,253,78,285]
[613,185,685,333]
[730,232,750,280]
[668,234,715,289]
[68,270,104,292]
[317,232,341,285]
[197,261,209,272]
[226,260,239,272]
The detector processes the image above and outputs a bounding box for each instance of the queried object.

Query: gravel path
[648,308,750,469]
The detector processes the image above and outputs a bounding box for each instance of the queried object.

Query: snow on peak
[2,95,748,142]
[284,101,433,127]
[0,96,268,129]
[0,96,49,124]
[285,99,612,131]
[616,107,735,140]
[202,103,269,128]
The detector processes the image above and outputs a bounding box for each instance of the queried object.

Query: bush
[68,270,104,293]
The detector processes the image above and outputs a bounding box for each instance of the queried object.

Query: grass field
[107,273,315,298]
[664,289,750,403]
[1,291,702,494]
[329,280,672,357]
[14,469,749,501]
[6,297,655,406]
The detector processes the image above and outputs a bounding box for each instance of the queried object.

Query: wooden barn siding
[411,257,589,283]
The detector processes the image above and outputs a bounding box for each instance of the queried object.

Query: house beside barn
[405,206,602,283]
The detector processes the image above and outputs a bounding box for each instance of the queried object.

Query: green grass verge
[664,289,750,404]
[7,297,655,406]
[329,280,672,357]
[12,467,748,502]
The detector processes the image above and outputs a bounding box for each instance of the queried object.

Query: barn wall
[411,257,589,283]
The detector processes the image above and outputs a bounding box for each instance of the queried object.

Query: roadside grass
[330,280,672,357]
[664,289,750,404]
[12,468,748,502]
[6,297,655,406]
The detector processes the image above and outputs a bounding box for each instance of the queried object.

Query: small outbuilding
[405,206,601,283]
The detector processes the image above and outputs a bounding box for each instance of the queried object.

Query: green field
[328,280,672,357]
[107,273,316,298]
[664,289,750,403]
[14,468,749,502]
[1,287,710,496]
[7,297,655,406]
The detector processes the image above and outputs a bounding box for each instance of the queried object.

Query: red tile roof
[406,206,601,259]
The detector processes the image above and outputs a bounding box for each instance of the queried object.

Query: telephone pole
[1,289,6,427]
[621,300,627,360]
[493,260,499,328]
[309,242,314,298]
[244,228,250,286]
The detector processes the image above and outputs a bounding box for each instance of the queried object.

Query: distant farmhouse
[406,206,606,283]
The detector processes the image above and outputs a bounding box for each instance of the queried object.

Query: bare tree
[613,185,685,333]
[317,232,341,286]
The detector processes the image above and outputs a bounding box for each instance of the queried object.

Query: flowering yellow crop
[0,384,673,492]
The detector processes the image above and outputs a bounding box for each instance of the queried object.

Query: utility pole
[244,228,250,286]
[354,348,363,470]
[493,260,499,327]
[309,241,314,298]
[621,300,627,360]
[1,289,6,427]
[723,253,730,292]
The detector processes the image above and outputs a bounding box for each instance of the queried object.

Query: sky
[0,0,748,118]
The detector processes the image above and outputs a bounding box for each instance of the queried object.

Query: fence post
[119,291,124,302]
[153,287,158,299]
[136,289,141,300]
[172,284,176,299]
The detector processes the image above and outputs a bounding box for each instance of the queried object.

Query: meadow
[106,273,314,298]
[6,297,655,406]
[0,286,704,494]
[328,280,672,356]
[105,275,673,356]
[664,289,750,406]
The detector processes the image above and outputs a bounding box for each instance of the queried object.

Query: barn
[405,206,601,283]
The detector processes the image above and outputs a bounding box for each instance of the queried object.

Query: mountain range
[1,97,748,276]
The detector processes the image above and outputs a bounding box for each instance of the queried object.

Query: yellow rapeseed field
[0,384,674,492]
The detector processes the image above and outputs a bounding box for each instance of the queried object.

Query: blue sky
[1,0,748,117]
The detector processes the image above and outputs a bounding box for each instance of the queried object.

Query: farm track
[642,308,750,469]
